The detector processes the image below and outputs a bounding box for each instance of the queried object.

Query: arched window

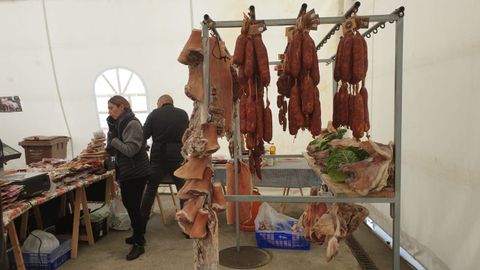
[94,67,149,132]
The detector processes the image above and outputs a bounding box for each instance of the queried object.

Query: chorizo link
[301,74,315,115]
[302,32,316,71]
[362,34,368,76]
[359,85,370,132]
[263,101,273,142]
[240,94,247,134]
[253,35,270,87]
[255,97,264,141]
[332,89,340,128]
[352,94,365,139]
[333,37,345,82]
[338,83,349,126]
[288,83,305,135]
[244,38,255,79]
[340,32,354,83]
[310,87,322,137]
[246,95,256,133]
[310,48,320,86]
[352,32,366,84]
[289,30,303,78]
[233,34,247,65]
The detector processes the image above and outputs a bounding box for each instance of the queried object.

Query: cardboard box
[18,136,69,165]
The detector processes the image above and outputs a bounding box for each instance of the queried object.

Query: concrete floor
[61,194,411,270]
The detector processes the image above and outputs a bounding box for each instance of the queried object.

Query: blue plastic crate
[22,239,71,270]
[255,230,310,250]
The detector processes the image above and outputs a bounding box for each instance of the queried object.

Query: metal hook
[373,28,378,34]
[380,23,386,29]
[366,33,371,38]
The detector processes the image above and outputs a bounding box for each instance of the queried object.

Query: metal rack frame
[201,5,404,270]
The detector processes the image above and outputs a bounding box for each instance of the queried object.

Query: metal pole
[201,23,210,123]
[233,102,241,252]
[225,194,395,204]
[393,14,404,270]
[214,14,400,28]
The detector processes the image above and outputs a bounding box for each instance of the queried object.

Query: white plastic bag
[254,202,298,231]
[110,194,131,231]
[22,230,59,253]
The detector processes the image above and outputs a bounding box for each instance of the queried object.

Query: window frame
[93,66,150,132]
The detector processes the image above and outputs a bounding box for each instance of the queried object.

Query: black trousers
[140,162,185,228]
[120,176,148,245]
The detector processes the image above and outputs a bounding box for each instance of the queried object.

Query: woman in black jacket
[106,95,151,261]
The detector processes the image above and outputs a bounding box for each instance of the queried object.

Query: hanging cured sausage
[232,15,271,180]
[277,9,322,138]
[332,19,370,139]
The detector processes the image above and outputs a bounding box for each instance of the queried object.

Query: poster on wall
[0,96,22,112]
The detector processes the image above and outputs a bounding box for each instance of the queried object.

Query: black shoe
[126,244,145,261]
[182,232,190,239]
[125,236,135,245]
[125,236,146,245]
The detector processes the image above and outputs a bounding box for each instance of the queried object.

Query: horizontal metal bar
[262,154,303,159]
[269,58,330,66]
[225,194,396,203]
[214,14,400,28]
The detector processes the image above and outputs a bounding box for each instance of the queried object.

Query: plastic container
[269,144,276,166]
[22,239,72,270]
[255,230,310,250]
[18,136,69,165]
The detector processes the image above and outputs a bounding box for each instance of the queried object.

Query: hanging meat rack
[200,2,405,269]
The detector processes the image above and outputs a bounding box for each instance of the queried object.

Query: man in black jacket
[141,94,189,227]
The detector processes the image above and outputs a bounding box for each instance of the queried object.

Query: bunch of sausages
[278,28,322,138]
[234,18,272,180]
[333,30,370,139]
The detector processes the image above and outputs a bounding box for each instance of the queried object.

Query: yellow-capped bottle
[269,143,276,166]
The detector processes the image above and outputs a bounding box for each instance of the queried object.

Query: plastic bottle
[269,143,276,166]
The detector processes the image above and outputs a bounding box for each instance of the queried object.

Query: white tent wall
[0,1,70,167]
[358,0,480,269]
[0,0,194,167]
[1,0,479,269]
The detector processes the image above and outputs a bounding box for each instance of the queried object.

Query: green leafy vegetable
[325,146,369,182]
[316,128,347,152]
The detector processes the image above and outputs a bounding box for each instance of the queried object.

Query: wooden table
[2,171,115,269]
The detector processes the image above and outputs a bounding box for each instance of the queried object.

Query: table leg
[80,187,95,245]
[71,188,82,259]
[104,176,113,234]
[59,194,67,218]
[20,211,29,242]
[155,193,167,225]
[168,184,178,212]
[7,222,25,270]
[33,207,43,229]
[280,187,290,213]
